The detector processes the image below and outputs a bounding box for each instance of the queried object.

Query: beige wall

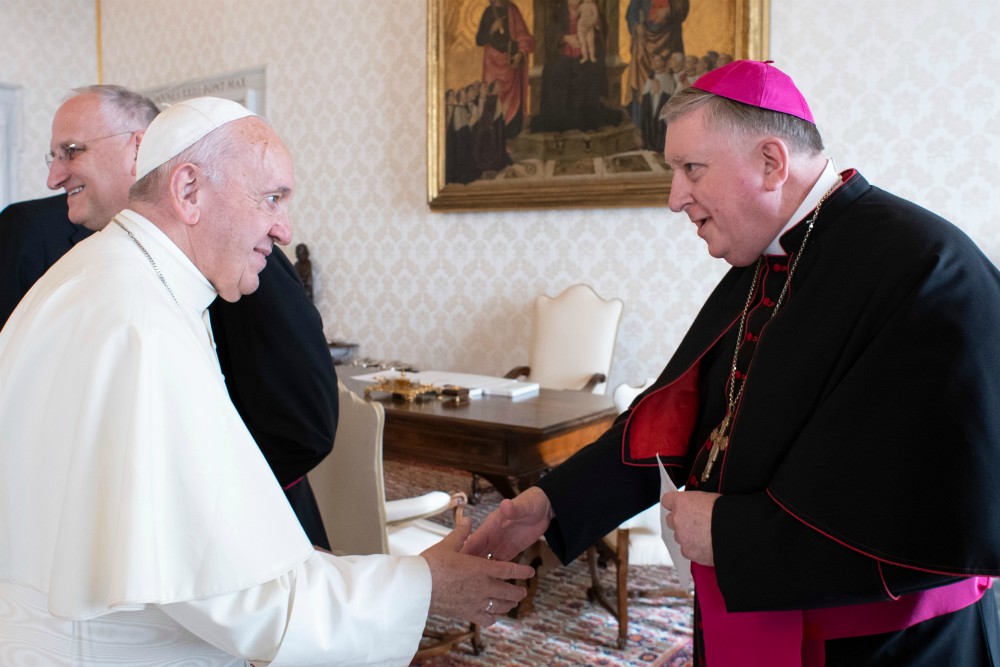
[0,0,97,201]
[3,0,999,390]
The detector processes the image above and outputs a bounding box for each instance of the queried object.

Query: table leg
[475,472,519,500]
[507,538,561,619]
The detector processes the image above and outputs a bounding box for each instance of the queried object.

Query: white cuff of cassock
[160,551,431,667]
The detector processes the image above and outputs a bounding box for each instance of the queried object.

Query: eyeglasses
[45,131,137,169]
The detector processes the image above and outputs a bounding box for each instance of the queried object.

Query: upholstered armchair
[504,283,624,395]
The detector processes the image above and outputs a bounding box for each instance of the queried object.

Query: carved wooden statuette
[294,242,314,303]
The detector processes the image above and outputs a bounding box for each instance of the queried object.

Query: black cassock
[538,171,1000,665]
[210,249,338,549]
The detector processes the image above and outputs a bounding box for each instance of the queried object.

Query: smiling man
[465,60,1000,666]
[0,86,156,327]
[0,96,534,665]
[46,88,152,231]
[125,101,296,301]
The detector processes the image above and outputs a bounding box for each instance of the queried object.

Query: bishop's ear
[759,138,790,191]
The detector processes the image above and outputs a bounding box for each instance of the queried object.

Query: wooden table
[339,367,617,499]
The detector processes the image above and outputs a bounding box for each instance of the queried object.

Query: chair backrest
[528,284,624,395]
[308,380,390,556]
[612,377,656,413]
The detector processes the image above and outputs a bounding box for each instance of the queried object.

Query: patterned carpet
[384,460,694,667]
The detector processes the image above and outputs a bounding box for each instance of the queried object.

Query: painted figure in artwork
[476,0,535,139]
[530,0,621,133]
[625,0,690,126]
[576,0,600,63]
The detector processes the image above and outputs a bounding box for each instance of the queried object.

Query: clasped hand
[661,490,720,566]
[421,517,535,627]
[461,486,553,562]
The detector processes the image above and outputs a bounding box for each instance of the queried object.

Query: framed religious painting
[427,0,770,211]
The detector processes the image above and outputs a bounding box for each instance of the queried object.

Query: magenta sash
[692,562,991,666]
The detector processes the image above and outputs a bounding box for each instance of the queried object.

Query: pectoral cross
[701,412,731,482]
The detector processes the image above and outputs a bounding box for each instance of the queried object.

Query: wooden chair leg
[470,473,484,505]
[470,623,483,655]
[615,529,630,649]
[585,531,633,649]
[586,545,603,605]
[413,623,483,659]
[587,529,693,650]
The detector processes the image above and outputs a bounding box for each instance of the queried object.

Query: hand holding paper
[657,454,693,591]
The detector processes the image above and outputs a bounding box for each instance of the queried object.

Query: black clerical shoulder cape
[538,171,1000,631]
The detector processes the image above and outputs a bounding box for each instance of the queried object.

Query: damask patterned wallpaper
[4,0,999,391]
[0,0,97,202]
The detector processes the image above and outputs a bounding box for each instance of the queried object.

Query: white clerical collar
[112,209,218,313]
[764,158,840,256]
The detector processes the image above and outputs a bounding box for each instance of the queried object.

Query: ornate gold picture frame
[427,0,770,211]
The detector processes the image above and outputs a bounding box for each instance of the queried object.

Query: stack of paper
[351,370,540,398]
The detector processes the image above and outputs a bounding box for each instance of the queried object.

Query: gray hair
[129,117,260,203]
[71,84,160,132]
[660,86,824,155]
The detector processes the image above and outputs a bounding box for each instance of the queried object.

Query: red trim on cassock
[622,308,742,467]
[768,488,994,577]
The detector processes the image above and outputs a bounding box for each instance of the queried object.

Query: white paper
[657,454,693,591]
[481,380,539,398]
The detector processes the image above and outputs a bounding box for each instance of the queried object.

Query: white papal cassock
[0,210,431,666]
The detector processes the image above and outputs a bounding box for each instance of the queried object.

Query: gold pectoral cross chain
[696,178,840,485]
[701,410,731,482]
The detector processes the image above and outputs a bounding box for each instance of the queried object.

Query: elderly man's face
[47,94,140,231]
[664,106,779,267]
[198,120,294,302]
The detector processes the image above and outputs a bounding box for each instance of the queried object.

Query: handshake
[420,486,554,626]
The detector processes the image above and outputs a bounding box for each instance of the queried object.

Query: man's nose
[271,214,293,246]
[667,175,691,213]
[46,158,68,191]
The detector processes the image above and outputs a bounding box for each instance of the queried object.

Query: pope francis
[0,97,532,666]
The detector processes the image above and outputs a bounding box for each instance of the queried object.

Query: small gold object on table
[364,372,440,402]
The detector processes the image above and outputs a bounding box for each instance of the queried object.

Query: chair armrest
[385,491,467,526]
[581,372,607,393]
[504,365,531,380]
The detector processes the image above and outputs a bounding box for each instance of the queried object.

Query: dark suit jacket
[210,249,338,487]
[0,195,93,328]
